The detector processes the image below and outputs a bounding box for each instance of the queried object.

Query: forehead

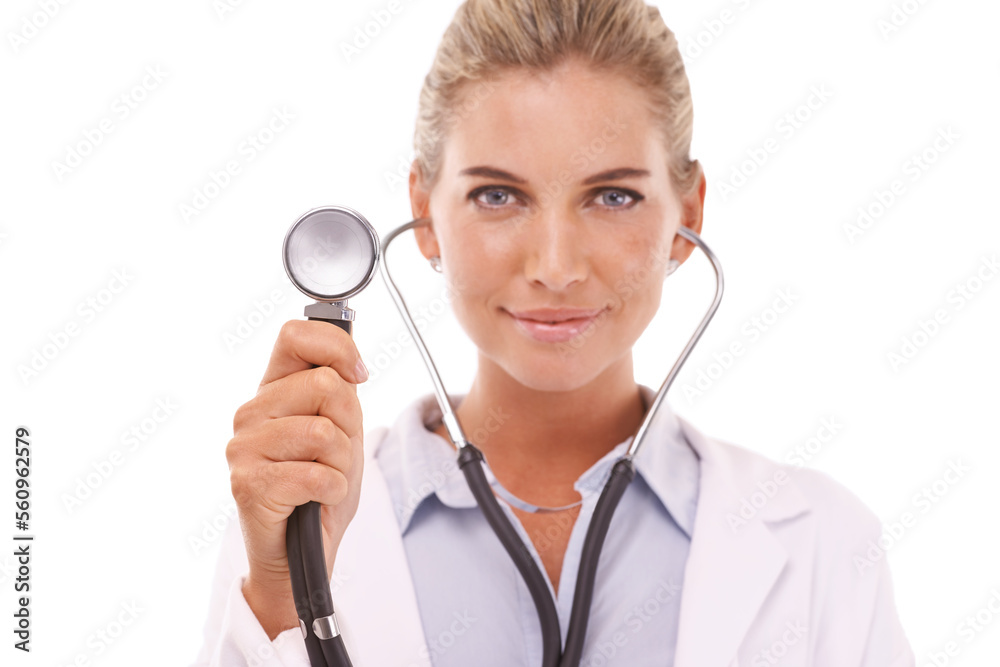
[442,59,667,181]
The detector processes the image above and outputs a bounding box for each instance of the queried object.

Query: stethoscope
[280,204,724,667]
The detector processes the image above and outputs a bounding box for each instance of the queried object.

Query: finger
[234,415,354,476]
[235,366,363,436]
[259,319,367,388]
[245,460,351,514]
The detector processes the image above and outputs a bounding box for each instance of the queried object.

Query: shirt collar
[376,384,700,538]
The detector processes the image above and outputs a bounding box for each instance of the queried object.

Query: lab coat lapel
[336,426,431,667]
[340,419,817,667]
[673,418,812,667]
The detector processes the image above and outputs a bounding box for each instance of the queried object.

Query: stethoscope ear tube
[457,445,563,667]
[560,458,636,665]
[287,502,339,664]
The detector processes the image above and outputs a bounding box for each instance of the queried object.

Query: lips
[506,307,606,343]
[507,307,605,323]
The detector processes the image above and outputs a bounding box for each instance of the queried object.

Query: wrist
[242,576,299,641]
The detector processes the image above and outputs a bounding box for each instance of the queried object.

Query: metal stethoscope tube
[283,210,724,667]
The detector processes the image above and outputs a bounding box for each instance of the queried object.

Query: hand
[226,319,368,638]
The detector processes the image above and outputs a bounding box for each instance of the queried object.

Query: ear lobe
[413,222,441,261]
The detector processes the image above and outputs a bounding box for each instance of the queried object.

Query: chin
[493,341,612,393]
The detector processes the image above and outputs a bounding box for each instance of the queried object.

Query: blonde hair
[413,0,698,194]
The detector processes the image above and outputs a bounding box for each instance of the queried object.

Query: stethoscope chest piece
[283,205,380,304]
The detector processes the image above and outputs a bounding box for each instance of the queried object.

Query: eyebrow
[458,165,650,186]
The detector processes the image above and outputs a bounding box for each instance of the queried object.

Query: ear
[670,160,706,266]
[409,160,440,260]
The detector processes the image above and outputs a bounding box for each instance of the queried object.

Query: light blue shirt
[375,385,700,666]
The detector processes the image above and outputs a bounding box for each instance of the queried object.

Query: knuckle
[328,469,349,504]
[302,463,327,495]
[332,429,353,477]
[229,464,252,503]
[307,364,340,395]
[232,401,254,434]
[308,416,337,446]
[232,485,253,511]
[250,464,278,507]
[277,319,310,362]
[279,318,305,344]
[348,395,364,432]
[304,464,347,505]
[335,393,363,438]
[225,436,240,466]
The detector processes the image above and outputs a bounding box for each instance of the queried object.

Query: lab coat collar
[337,405,814,667]
[385,384,699,538]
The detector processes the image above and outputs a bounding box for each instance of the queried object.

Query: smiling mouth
[506,307,606,322]
[505,307,608,343]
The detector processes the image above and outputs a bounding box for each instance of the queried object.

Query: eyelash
[468,185,644,212]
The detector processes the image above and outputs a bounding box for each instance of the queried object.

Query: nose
[522,209,588,291]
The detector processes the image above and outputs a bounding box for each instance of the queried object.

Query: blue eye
[467,186,643,211]
[599,190,634,207]
[474,188,514,207]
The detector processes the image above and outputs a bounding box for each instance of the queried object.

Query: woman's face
[410,56,705,393]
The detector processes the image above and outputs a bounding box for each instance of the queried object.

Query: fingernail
[354,358,369,383]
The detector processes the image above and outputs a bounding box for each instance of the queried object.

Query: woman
[195,0,915,665]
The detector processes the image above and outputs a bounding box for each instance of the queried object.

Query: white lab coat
[194,412,916,667]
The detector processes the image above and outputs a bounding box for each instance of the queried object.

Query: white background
[1,0,998,664]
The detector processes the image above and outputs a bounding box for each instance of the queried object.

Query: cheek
[439,235,509,327]
[629,279,665,333]
[609,222,670,277]
[611,268,664,334]
[603,232,671,329]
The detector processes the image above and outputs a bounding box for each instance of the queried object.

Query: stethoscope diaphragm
[282,205,380,302]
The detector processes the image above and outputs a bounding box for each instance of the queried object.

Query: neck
[443,353,647,507]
